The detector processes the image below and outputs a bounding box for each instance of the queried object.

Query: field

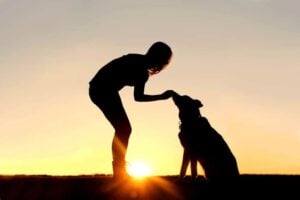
[0,174,299,200]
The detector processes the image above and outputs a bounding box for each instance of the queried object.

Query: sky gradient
[0,0,299,175]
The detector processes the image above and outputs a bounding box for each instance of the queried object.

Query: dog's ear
[195,99,203,108]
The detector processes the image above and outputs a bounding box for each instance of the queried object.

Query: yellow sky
[0,0,299,175]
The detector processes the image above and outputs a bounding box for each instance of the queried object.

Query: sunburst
[127,161,152,178]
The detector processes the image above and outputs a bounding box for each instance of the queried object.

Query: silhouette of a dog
[172,92,239,182]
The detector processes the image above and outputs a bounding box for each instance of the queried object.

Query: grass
[0,174,299,200]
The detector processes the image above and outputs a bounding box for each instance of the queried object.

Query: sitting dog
[172,92,239,182]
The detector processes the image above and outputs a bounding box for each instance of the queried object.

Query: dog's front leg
[190,154,198,180]
[179,149,190,179]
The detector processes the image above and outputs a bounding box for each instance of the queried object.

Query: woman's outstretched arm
[134,82,175,102]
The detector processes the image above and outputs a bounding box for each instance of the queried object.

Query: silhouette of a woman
[89,42,174,178]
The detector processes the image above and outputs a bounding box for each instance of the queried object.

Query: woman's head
[146,41,172,75]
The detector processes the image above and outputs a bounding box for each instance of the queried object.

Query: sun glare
[127,161,152,178]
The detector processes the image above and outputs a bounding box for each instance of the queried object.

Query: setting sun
[127,161,152,178]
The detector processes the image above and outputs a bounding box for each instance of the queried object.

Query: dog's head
[172,92,203,122]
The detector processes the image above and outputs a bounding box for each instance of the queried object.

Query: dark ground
[0,174,299,200]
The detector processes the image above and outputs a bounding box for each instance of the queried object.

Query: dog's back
[195,117,239,180]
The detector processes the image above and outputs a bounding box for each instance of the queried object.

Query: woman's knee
[123,124,132,136]
[116,123,132,137]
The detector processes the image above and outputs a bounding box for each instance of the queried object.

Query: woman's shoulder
[120,54,148,71]
[102,54,146,70]
[122,53,146,62]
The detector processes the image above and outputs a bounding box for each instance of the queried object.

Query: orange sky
[0,0,299,175]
